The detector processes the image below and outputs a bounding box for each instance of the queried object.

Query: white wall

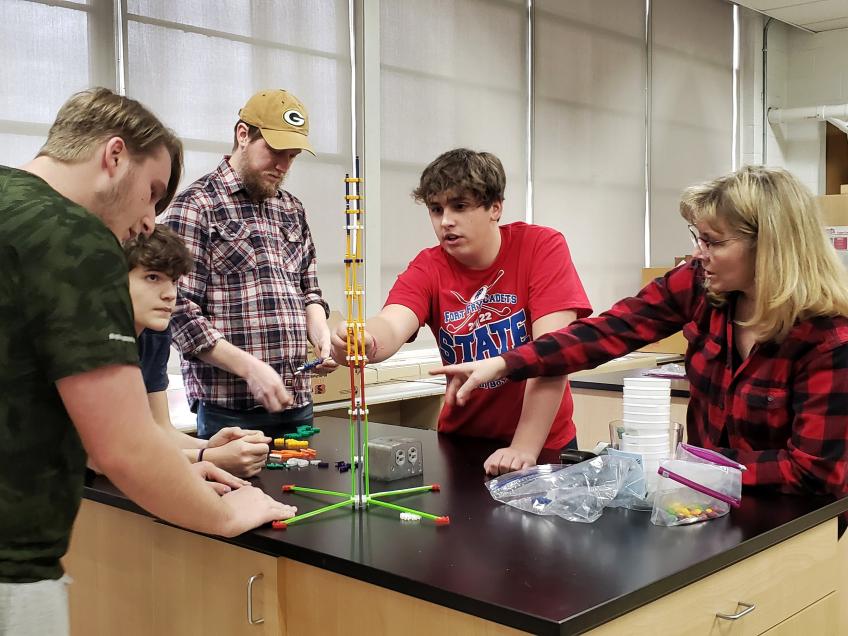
[533,0,646,315]
[765,23,848,193]
[649,0,735,267]
[532,0,741,314]
[379,0,527,349]
[740,9,765,167]
[762,20,792,169]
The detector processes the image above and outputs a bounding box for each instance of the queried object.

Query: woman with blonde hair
[434,165,848,497]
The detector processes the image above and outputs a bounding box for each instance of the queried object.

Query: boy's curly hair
[123,224,193,279]
[413,148,505,208]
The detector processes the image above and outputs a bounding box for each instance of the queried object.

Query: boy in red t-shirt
[330,148,591,475]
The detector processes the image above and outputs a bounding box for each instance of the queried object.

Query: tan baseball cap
[238,89,315,155]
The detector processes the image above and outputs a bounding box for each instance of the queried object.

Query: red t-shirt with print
[385,222,592,448]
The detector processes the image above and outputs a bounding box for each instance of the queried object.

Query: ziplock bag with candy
[651,443,745,527]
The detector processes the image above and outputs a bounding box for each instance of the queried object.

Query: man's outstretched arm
[59,364,294,536]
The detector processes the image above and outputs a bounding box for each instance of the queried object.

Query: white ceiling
[734,0,848,32]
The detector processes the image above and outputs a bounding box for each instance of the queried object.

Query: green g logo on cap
[283,109,305,127]
[238,88,316,155]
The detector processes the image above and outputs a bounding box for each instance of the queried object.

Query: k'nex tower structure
[272,159,448,529]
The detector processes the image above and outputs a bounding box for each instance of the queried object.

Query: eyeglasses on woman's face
[688,225,744,254]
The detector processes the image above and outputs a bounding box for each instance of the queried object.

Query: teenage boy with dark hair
[124,225,271,478]
[330,148,592,476]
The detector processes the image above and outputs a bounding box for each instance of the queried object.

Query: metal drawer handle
[247,573,265,625]
[716,601,756,620]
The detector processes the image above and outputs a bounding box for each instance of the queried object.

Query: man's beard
[241,164,285,202]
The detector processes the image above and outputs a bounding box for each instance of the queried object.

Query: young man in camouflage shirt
[0,88,295,635]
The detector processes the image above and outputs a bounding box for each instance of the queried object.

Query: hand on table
[190,461,250,495]
[220,486,297,537]
[205,432,271,478]
[483,446,537,476]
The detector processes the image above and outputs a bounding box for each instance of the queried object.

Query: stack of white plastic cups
[620,377,672,491]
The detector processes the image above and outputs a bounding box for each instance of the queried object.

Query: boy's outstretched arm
[430,357,510,405]
[59,364,295,536]
[330,304,420,365]
[483,310,576,476]
[147,391,270,478]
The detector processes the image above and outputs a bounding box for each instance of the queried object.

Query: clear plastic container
[623,377,671,388]
[624,389,671,400]
[626,422,674,434]
[624,418,672,428]
[623,404,671,415]
[623,395,671,407]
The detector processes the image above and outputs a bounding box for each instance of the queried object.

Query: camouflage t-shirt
[0,166,139,582]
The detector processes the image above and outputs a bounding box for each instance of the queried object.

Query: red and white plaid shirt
[160,157,328,411]
[503,260,848,498]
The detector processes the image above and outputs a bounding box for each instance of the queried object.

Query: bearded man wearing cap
[161,89,336,440]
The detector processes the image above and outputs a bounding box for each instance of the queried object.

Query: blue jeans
[196,402,314,440]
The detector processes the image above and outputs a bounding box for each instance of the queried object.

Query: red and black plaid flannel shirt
[160,158,329,412]
[502,260,848,497]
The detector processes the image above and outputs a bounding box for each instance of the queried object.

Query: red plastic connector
[435,516,450,525]
[430,483,441,492]
[271,520,288,530]
[281,484,295,492]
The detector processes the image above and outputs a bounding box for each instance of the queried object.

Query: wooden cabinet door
[587,520,838,635]
[152,522,283,635]
[66,500,282,636]
[281,559,526,635]
[760,593,838,635]
[65,499,156,636]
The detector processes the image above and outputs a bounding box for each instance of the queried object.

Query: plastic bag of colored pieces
[486,455,642,523]
[650,444,745,527]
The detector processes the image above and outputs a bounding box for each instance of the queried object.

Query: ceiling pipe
[761,17,773,165]
[768,103,848,124]
[768,104,848,139]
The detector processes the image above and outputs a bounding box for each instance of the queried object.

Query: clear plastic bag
[605,448,653,511]
[486,455,641,523]
[650,445,744,527]
[674,442,747,470]
[641,363,687,379]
